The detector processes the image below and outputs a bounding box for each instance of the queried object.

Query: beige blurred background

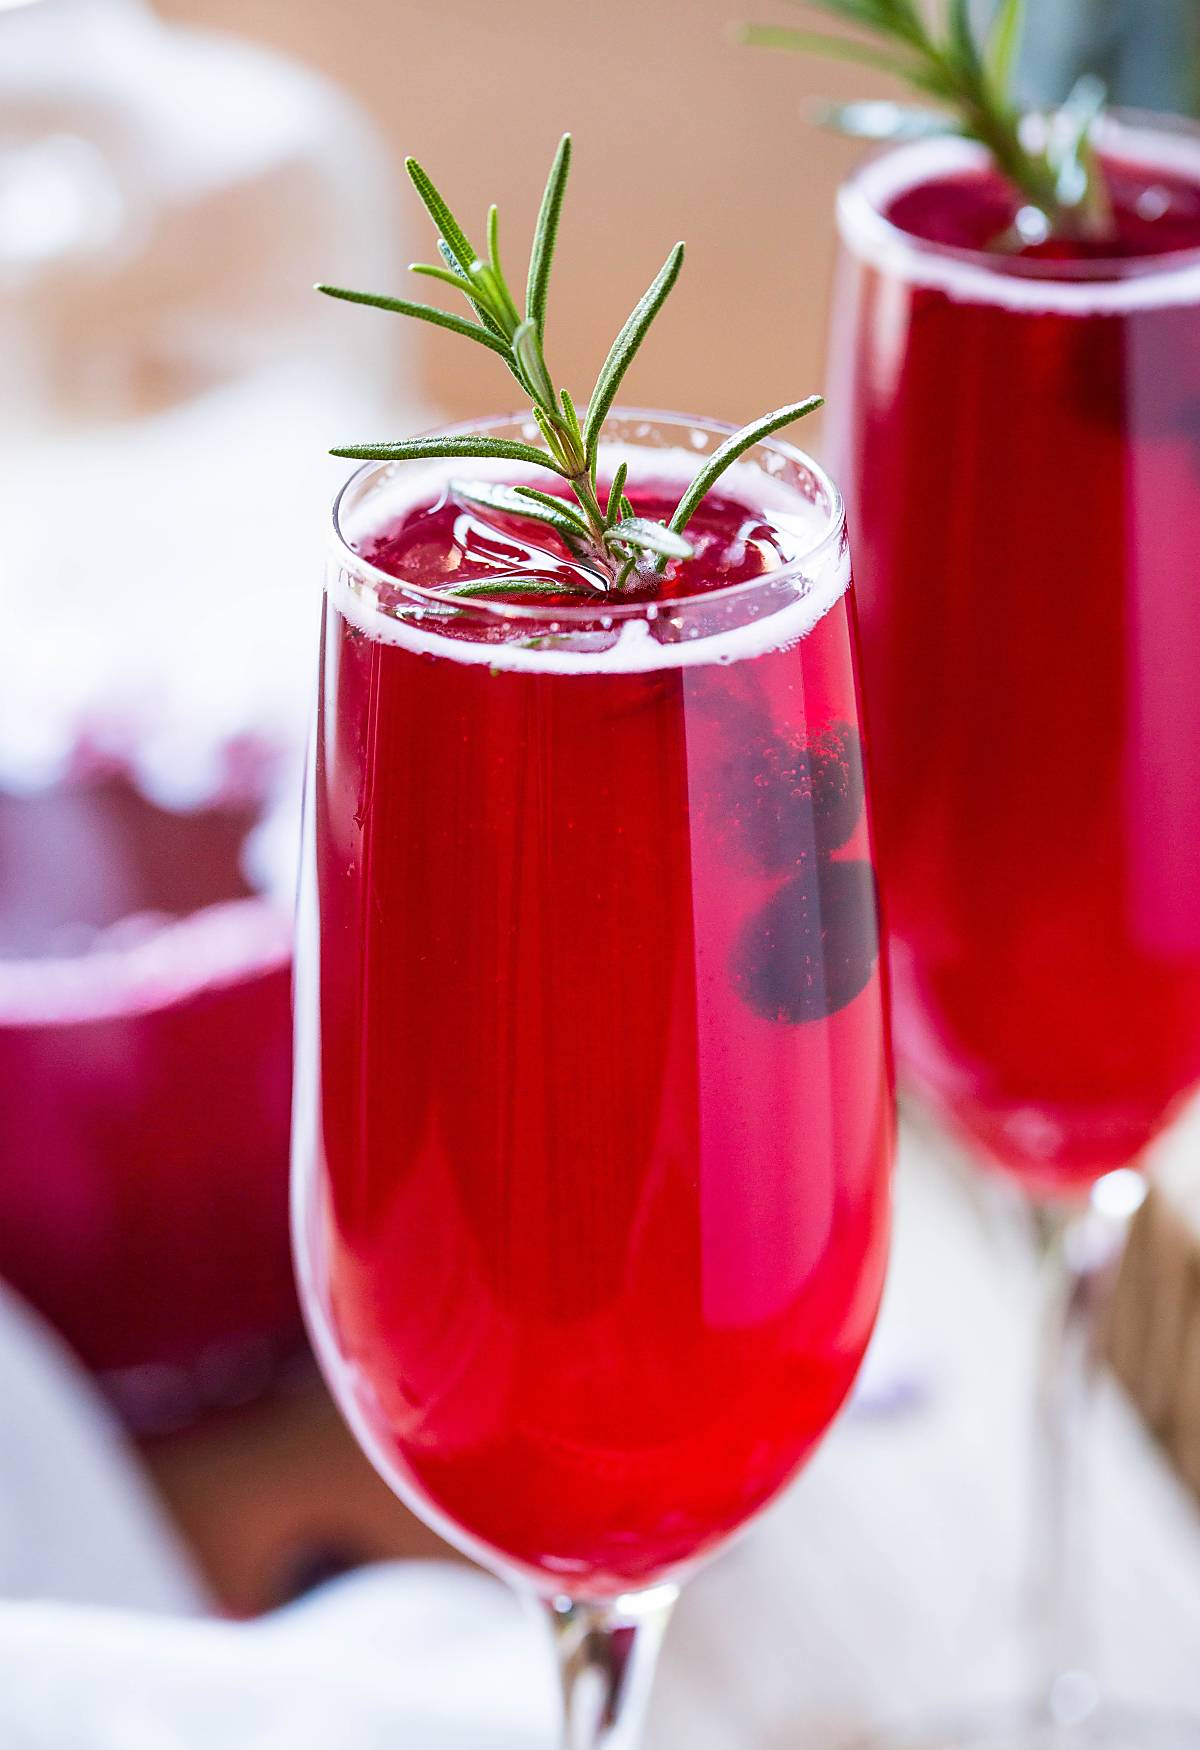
[157,0,884,429]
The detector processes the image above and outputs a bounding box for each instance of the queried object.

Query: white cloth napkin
[0,1281,203,1614]
[0,1568,557,1749]
[0,1280,556,1746]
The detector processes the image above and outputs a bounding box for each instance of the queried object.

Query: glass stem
[542,1583,678,1750]
[1027,1169,1147,1729]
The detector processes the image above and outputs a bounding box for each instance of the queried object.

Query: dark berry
[720,729,817,871]
[720,722,866,872]
[802,721,867,857]
[733,858,879,1023]
[703,671,867,871]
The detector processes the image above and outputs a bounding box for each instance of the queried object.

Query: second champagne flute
[828,78,1200,1750]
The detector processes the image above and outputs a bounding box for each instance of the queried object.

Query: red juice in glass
[0,758,298,1424]
[293,413,893,1597]
[827,120,1200,1194]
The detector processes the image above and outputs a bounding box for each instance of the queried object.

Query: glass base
[844,1701,1200,1749]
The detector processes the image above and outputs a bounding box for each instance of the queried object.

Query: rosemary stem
[569,471,609,539]
[753,2,1115,244]
[566,470,623,590]
[320,134,822,596]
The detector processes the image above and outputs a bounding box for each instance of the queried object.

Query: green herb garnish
[741,0,1114,243]
[319,134,822,596]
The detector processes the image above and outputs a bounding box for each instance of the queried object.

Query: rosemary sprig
[742,0,1114,242]
[319,134,822,595]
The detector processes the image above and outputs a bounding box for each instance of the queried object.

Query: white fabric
[0,1568,556,1748]
[0,1281,203,1614]
[0,1279,554,1745]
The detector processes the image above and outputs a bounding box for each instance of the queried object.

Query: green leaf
[514,484,591,531]
[435,239,470,280]
[739,22,926,79]
[606,517,694,561]
[874,0,934,49]
[405,156,478,276]
[450,478,591,543]
[985,0,1025,102]
[445,578,593,599]
[559,388,585,451]
[583,242,685,465]
[314,284,512,358]
[796,0,931,53]
[409,259,511,345]
[514,319,558,415]
[432,240,510,340]
[813,99,955,140]
[532,405,572,473]
[469,258,521,331]
[668,397,824,536]
[945,0,982,81]
[796,0,897,27]
[526,134,572,343]
[604,461,629,527]
[410,260,492,299]
[1049,74,1112,232]
[329,434,569,474]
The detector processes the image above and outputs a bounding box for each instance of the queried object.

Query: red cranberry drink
[294,134,894,1745]
[294,417,892,1595]
[0,762,297,1423]
[828,118,1200,1193]
[753,8,1200,1739]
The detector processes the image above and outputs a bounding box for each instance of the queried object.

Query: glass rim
[329,406,846,626]
[837,108,1200,310]
[0,897,291,1021]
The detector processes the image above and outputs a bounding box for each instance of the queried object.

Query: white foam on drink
[839,120,1200,315]
[329,443,850,676]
